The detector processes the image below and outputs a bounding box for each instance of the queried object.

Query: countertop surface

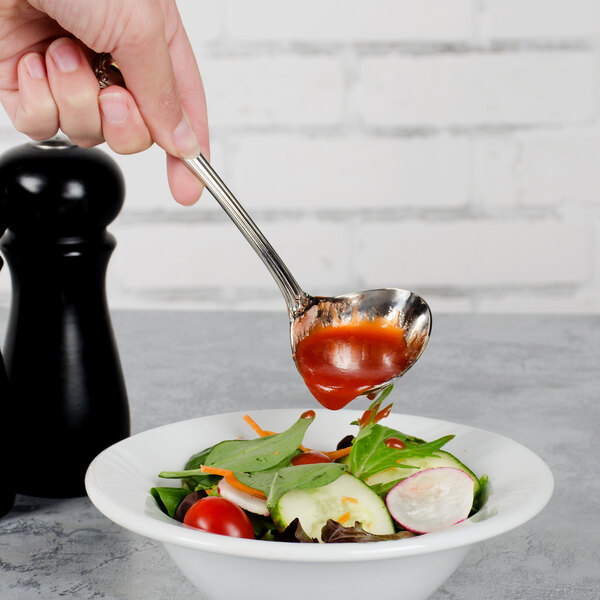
[0,310,598,599]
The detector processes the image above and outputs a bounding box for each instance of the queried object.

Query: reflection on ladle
[183,154,431,409]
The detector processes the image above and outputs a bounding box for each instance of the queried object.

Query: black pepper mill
[0,137,130,498]
[0,237,15,515]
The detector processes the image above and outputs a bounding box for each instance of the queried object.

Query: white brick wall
[224,0,475,42]
[1,0,600,314]
[356,52,595,127]
[484,0,600,40]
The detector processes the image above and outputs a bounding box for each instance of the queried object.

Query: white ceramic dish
[85,409,553,600]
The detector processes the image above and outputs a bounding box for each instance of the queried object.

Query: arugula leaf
[349,423,454,480]
[350,385,395,427]
[203,414,314,472]
[150,487,190,519]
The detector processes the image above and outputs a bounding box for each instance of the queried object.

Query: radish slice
[385,467,474,534]
[217,479,269,517]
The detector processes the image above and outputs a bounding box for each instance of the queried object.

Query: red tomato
[183,497,254,539]
[291,451,332,466]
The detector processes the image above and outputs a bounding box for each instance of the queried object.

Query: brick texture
[356,52,595,127]
[485,0,600,40]
[229,135,469,210]
[224,0,474,42]
[0,0,599,314]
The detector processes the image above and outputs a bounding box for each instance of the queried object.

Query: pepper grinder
[0,233,15,515]
[0,137,130,498]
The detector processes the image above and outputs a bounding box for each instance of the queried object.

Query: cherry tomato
[183,497,254,539]
[291,451,332,466]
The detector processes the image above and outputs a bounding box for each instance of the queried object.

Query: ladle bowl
[289,289,431,394]
[183,154,432,402]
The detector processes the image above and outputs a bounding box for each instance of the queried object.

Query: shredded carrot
[341,496,359,505]
[200,465,235,478]
[323,446,352,460]
[243,414,268,436]
[243,414,276,437]
[224,476,267,499]
[337,511,351,524]
[200,465,267,500]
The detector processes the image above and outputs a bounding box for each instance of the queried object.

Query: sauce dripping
[384,436,406,450]
[294,321,411,410]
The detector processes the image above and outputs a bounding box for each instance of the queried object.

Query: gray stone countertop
[0,310,598,599]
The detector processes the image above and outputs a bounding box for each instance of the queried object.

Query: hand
[0,0,209,205]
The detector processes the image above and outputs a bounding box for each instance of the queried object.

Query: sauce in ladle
[294,320,412,410]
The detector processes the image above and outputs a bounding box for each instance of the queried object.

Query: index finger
[111,3,201,159]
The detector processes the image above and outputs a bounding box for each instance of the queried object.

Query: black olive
[336,434,354,450]
[174,490,207,522]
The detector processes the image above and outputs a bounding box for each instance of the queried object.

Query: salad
[151,388,488,543]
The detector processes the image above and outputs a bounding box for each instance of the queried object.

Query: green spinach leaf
[203,414,314,472]
[150,487,190,518]
[182,445,219,490]
[266,463,347,509]
[234,462,347,509]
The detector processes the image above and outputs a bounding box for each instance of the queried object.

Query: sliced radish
[217,479,269,517]
[385,467,474,534]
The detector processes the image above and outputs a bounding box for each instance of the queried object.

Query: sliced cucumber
[271,473,394,541]
[365,451,480,496]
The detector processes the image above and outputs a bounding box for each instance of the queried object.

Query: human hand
[0,0,209,205]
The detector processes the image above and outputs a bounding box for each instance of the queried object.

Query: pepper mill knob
[0,137,130,498]
[0,136,124,237]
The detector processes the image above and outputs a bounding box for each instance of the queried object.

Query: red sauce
[294,322,411,410]
[384,436,406,450]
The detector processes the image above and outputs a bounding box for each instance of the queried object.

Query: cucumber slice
[365,450,480,496]
[271,473,394,541]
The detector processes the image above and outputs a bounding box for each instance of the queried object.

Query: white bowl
[85,409,553,600]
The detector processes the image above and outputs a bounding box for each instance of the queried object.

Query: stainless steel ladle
[183,154,432,397]
[91,52,432,396]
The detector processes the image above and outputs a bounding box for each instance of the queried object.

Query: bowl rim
[85,408,554,563]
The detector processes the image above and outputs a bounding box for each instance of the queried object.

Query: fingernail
[99,93,130,125]
[50,40,80,73]
[23,54,45,80]
[172,114,200,158]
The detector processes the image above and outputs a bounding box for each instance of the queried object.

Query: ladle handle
[183,154,306,315]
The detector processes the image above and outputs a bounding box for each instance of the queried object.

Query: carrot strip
[200,465,234,477]
[337,511,351,524]
[200,465,267,500]
[323,446,352,460]
[341,496,359,505]
[243,414,267,436]
[224,476,267,500]
[243,414,275,437]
